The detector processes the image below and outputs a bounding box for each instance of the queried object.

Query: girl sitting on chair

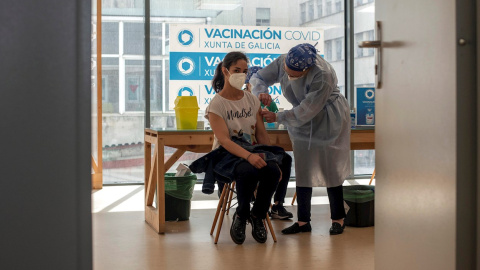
[194,51,289,245]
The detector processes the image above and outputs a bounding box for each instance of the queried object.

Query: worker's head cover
[245,66,263,84]
[285,43,317,72]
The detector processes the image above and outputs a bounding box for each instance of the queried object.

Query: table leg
[156,137,166,233]
[144,135,166,233]
[369,168,376,185]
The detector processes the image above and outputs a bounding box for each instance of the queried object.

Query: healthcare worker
[250,43,351,235]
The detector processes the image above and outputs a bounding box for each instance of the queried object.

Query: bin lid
[164,172,197,200]
[174,96,199,109]
[343,185,375,203]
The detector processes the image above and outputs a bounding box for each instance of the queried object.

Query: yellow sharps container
[174,96,200,130]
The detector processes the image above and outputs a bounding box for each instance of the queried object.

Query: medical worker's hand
[247,153,267,169]
[260,110,277,123]
[258,93,272,106]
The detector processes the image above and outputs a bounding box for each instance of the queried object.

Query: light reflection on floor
[92,179,374,213]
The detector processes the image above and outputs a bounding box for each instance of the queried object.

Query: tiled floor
[92,180,374,270]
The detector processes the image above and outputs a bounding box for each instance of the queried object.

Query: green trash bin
[164,173,197,221]
[343,185,375,227]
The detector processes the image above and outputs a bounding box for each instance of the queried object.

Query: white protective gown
[251,54,351,188]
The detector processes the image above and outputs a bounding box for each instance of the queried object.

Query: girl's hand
[246,153,267,169]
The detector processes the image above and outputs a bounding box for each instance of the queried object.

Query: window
[143,77,157,102]
[355,33,364,57]
[308,1,314,21]
[317,0,323,18]
[256,8,270,26]
[102,22,119,54]
[102,76,108,102]
[103,0,139,8]
[353,0,376,177]
[126,76,141,101]
[150,23,163,55]
[335,0,342,13]
[366,30,374,56]
[335,38,343,61]
[101,57,119,114]
[326,1,332,15]
[124,23,144,55]
[325,40,332,61]
[300,3,306,24]
[94,0,356,185]
[355,31,375,58]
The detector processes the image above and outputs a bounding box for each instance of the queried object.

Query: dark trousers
[273,154,292,204]
[234,160,280,219]
[296,185,346,222]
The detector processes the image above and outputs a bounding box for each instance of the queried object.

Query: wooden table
[144,128,374,234]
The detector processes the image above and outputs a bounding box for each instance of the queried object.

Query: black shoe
[230,213,247,245]
[329,222,345,235]
[281,222,312,234]
[249,214,267,243]
[270,204,293,220]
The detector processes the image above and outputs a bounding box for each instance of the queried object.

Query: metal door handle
[358,21,382,89]
[359,40,381,48]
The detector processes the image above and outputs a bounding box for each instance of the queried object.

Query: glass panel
[102,57,119,113]
[148,0,345,181]
[354,0,375,176]
[150,60,163,111]
[102,22,119,54]
[97,1,356,184]
[125,60,144,111]
[124,22,144,55]
[335,38,342,61]
[91,0,98,171]
[354,150,376,174]
[150,23,163,55]
[102,4,145,184]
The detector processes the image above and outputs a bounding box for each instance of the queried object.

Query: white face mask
[227,70,246,90]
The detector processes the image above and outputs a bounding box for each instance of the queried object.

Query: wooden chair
[211,181,277,244]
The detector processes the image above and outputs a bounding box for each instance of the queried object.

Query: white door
[374,0,469,269]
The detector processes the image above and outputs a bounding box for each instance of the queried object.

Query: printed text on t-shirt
[226,107,253,120]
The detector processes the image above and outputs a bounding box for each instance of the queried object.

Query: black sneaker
[281,222,312,234]
[270,204,293,220]
[329,222,345,235]
[230,213,247,245]
[249,214,267,243]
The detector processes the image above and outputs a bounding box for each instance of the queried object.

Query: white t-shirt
[205,91,261,150]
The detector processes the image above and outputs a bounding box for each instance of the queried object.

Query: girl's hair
[211,51,248,93]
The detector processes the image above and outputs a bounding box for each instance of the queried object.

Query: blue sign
[169,24,325,110]
[169,52,281,81]
[178,29,194,46]
[356,87,375,126]
[178,87,194,96]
